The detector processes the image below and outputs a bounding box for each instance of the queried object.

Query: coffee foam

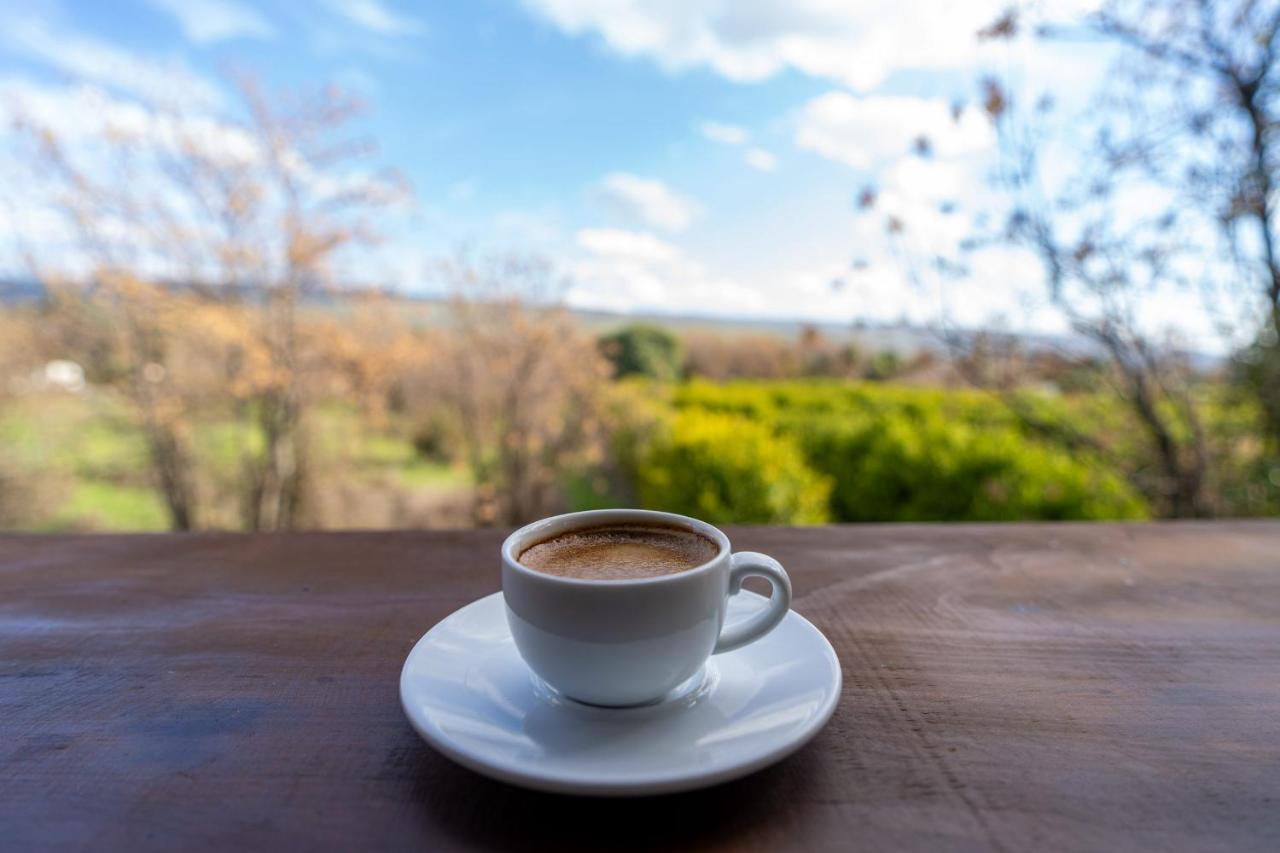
[518,523,719,580]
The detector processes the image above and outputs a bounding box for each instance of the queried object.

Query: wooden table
[3,522,1279,851]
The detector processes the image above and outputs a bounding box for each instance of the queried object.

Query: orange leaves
[977,9,1018,41]
[430,254,612,524]
[981,77,1007,120]
[300,304,427,425]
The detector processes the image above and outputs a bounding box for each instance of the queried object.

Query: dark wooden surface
[3,523,1279,852]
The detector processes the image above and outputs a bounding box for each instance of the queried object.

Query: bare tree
[11,75,407,529]
[1073,1,1280,329]
[1030,1,1280,452]
[0,308,48,528]
[976,79,1214,516]
[1047,0,1280,463]
[900,0,1280,516]
[431,253,610,526]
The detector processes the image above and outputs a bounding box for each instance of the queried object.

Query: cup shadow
[403,734,822,852]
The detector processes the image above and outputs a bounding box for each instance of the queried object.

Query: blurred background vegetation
[2,1,1280,532]
[2,299,1277,530]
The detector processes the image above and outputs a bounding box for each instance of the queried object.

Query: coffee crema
[517,523,719,580]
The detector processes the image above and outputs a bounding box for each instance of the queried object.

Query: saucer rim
[399,590,842,796]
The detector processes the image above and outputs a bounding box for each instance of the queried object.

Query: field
[3,374,1276,531]
[588,379,1151,525]
[0,393,472,531]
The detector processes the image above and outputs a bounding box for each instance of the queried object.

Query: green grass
[49,481,169,531]
[357,432,467,487]
[359,432,415,466]
[1,395,149,479]
[66,418,151,480]
[195,419,261,468]
[19,377,1265,531]
[396,459,469,488]
[1,395,167,530]
[310,405,471,489]
[1,393,470,531]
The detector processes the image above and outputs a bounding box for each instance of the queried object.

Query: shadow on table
[404,736,821,851]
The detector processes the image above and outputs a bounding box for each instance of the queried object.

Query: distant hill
[569,306,945,354]
[1,278,1219,368]
[0,279,44,303]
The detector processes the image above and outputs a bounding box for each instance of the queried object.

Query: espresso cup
[501,508,792,707]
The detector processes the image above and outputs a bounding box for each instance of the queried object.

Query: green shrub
[635,410,831,524]
[599,323,683,381]
[663,380,1149,521]
[863,350,903,381]
[411,417,452,463]
[793,412,1146,521]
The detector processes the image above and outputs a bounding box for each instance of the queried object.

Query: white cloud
[591,173,699,233]
[0,77,407,285]
[0,79,257,164]
[2,78,404,209]
[144,0,275,44]
[795,94,993,287]
[576,228,680,263]
[523,0,1031,91]
[565,220,1214,344]
[1,14,223,108]
[884,157,978,205]
[796,93,992,170]
[566,225,1042,329]
[699,120,748,146]
[0,78,252,277]
[492,207,564,246]
[744,147,777,172]
[826,244,1062,333]
[569,228,769,314]
[701,122,776,171]
[320,0,423,36]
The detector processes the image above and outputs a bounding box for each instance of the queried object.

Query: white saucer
[399,590,842,796]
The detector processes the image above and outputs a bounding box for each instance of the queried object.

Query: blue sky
[1,0,1227,345]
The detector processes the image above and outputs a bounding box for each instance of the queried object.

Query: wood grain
[2,523,1279,851]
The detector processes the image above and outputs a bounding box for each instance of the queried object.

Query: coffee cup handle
[713,552,793,654]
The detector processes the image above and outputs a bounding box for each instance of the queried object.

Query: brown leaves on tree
[430,253,612,527]
[11,74,407,530]
[981,77,1008,120]
[977,9,1019,41]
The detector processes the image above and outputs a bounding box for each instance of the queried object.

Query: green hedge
[789,411,1145,521]
[622,380,1149,522]
[635,410,832,524]
[599,323,683,381]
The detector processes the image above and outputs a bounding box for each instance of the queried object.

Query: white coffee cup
[501,508,792,707]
